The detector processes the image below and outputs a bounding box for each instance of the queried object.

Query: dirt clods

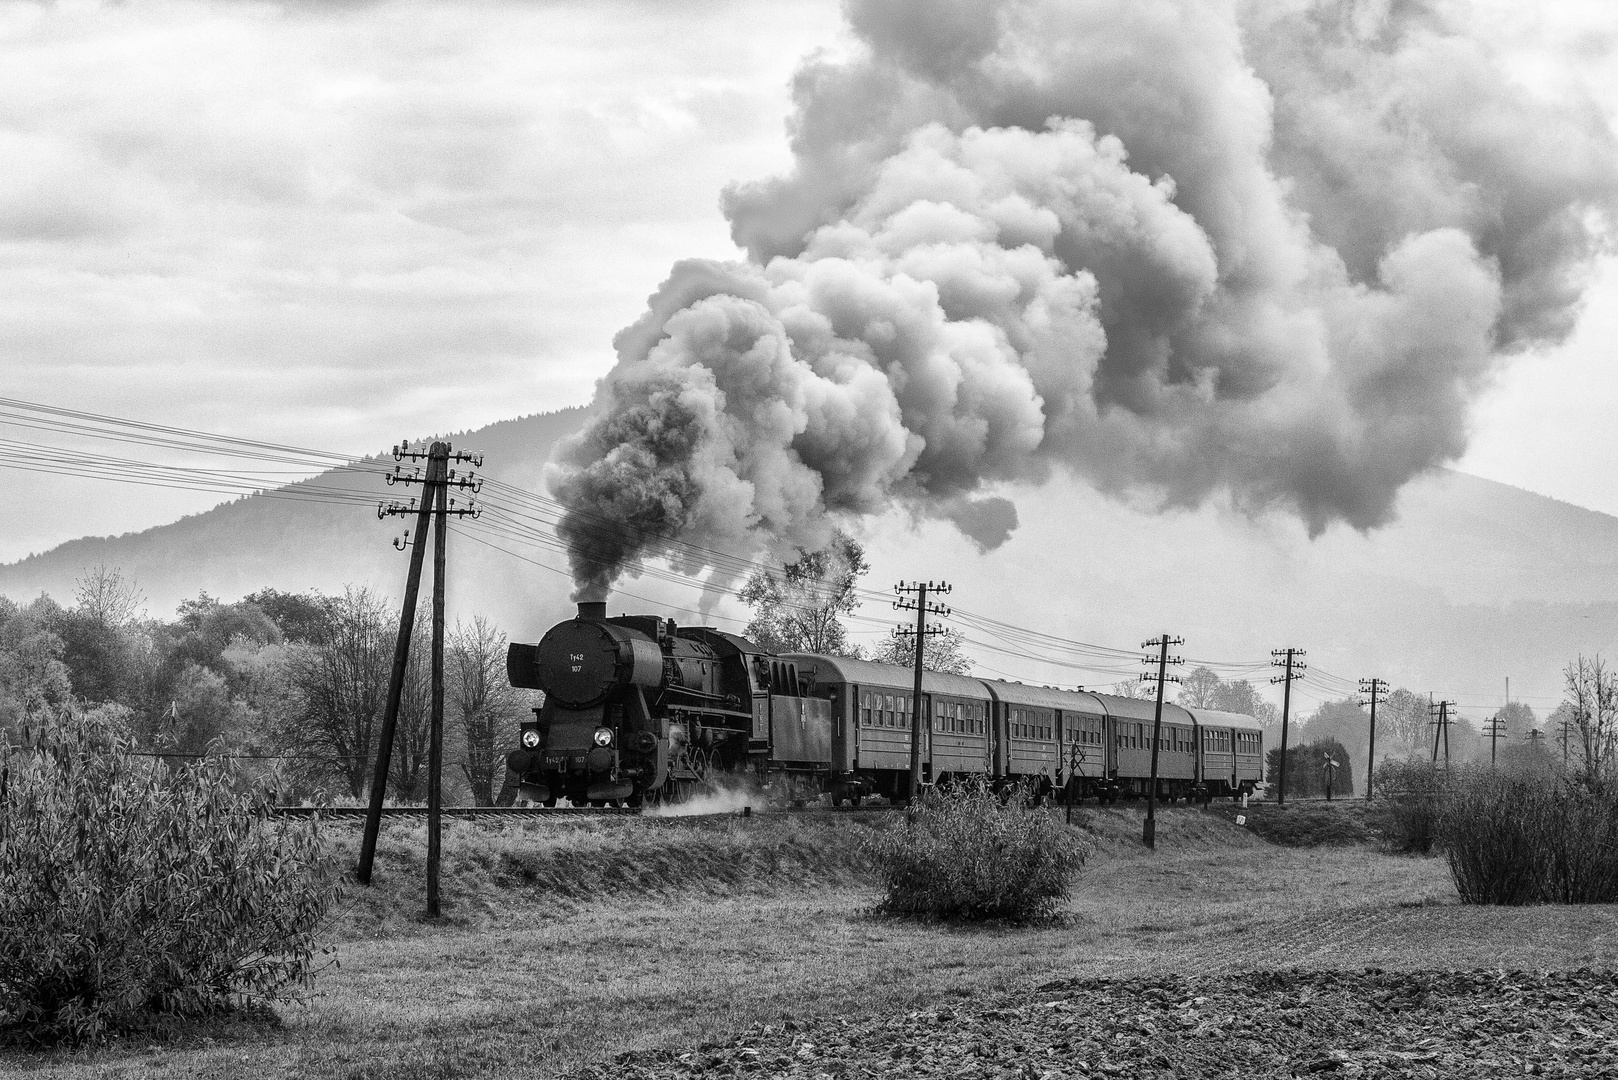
[582,968,1618,1079]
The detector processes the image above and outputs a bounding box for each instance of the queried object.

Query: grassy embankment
[7,803,1618,1080]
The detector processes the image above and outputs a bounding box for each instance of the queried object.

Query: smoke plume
[550,0,1617,600]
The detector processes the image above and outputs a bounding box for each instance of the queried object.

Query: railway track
[268,803,900,819]
[270,805,641,818]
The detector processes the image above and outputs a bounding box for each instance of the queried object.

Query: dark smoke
[549,0,1618,600]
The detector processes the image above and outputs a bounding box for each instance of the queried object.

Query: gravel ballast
[581,969,1618,1079]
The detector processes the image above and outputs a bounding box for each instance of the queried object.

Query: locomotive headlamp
[593,727,613,748]
[520,729,542,750]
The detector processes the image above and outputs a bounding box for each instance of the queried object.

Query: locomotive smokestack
[577,601,607,620]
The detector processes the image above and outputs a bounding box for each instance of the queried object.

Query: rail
[268,803,901,819]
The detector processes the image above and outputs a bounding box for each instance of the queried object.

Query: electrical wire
[0,394,1571,710]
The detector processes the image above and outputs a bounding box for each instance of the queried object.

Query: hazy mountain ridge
[2,404,1614,705]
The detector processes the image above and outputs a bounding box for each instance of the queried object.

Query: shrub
[0,707,340,1045]
[1435,768,1618,906]
[863,780,1090,922]
[1540,786,1618,903]
[1437,771,1548,905]
[1370,758,1447,853]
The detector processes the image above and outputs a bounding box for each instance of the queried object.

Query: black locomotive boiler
[503,601,835,806]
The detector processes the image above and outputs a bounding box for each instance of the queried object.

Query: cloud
[0,0,845,562]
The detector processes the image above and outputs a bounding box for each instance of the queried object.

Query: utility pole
[1483,710,1508,770]
[1358,677,1385,800]
[1270,648,1306,805]
[893,580,950,802]
[1429,698,1456,768]
[356,439,482,920]
[1139,635,1184,849]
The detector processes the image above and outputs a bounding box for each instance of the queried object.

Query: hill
[3,405,1615,711]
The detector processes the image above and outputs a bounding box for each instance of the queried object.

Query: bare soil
[593,969,1618,1079]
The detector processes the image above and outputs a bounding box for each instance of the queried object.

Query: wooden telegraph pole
[1484,710,1508,770]
[1270,648,1306,805]
[356,439,482,919]
[1358,677,1385,800]
[1139,635,1183,850]
[893,581,951,802]
[1430,698,1456,769]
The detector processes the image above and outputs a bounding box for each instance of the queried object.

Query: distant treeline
[0,567,533,805]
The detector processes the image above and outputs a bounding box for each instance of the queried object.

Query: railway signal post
[1270,648,1306,805]
[1140,635,1183,849]
[894,581,951,801]
[357,439,483,919]
[1358,677,1386,800]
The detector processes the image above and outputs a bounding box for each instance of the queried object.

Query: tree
[1209,679,1260,715]
[72,565,145,628]
[448,616,527,806]
[1265,738,1356,799]
[738,531,867,655]
[243,588,338,645]
[0,597,72,744]
[1378,688,1430,751]
[1108,679,1155,700]
[281,587,392,799]
[1561,654,1618,792]
[388,610,436,802]
[1498,700,1537,739]
[1298,697,1370,786]
[869,627,972,676]
[157,663,248,758]
[1176,666,1222,708]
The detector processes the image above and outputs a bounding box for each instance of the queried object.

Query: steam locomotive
[504,602,1265,806]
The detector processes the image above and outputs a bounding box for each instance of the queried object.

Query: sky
[1,0,1617,566]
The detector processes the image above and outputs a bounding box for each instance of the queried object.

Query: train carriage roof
[782,653,990,699]
[1184,707,1266,732]
[1087,691,1196,726]
[979,679,1107,714]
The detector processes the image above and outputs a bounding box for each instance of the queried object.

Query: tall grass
[864,781,1090,923]
[0,709,339,1045]
[1437,768,1618,905]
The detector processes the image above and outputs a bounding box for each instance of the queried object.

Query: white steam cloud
[549,0,1617,600]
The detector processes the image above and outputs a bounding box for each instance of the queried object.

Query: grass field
[6,804,1617,1080]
